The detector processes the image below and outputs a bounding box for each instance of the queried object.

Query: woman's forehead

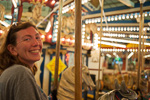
[16,27,39,41]
[17,27,39,35]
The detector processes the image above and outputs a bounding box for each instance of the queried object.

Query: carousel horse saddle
[98,79,138,100]
[116,80,137,100]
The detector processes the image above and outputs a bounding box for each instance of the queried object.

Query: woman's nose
[32,38,40,46]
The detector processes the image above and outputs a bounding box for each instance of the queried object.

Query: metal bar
[141,15,145,71]
[36,6,59,27]
[137,3,143,89]
[53,0,63,90]
[75,0,82,99]
[96,0,104,99]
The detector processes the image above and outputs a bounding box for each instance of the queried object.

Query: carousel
[0,0,150,100]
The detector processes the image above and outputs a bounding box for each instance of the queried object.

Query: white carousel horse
[98,79,137,100]
[35,57,43,87]
[32,3,42,22]
[57,65,95,100]
[61,14,75,35]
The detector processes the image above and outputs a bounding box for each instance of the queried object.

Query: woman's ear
[7,44,17,56]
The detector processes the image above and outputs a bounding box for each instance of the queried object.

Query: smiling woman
[0,22,50,100]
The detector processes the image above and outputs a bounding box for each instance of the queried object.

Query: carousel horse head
[57,65,95,100]
[98,79,137,100]
[81,65,96,91]
[115,79,138,100]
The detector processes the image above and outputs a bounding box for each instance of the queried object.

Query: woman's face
[14,26,43,67]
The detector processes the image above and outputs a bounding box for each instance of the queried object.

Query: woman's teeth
[31,50,39,53]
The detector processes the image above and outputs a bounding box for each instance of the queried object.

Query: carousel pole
[96,0,104,99]
[75,0,82,99]
[53,0,63,91]
[137,2,143,89]
[141,17,145,71]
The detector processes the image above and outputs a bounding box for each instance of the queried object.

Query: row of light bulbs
[52,25,150,50]
[51,36,93,47]
[41,34,150,52]
[82,26,150,39]
[41,34,98,48]
[97,27,150,32]
[53,23,150,43]
[103,33,150,39]
[85,11,150,24]
[101,49,150,52]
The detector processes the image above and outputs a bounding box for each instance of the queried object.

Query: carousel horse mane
[98,79,138,100]
[57,65,95,100]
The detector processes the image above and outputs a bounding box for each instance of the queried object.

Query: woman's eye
[36,36,41,41]
[24,38,31,41]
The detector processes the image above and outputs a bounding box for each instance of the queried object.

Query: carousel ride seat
[98,79,137,100]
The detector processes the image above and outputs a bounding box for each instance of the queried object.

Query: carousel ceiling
[0,0,150,57]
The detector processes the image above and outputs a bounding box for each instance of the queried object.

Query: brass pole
[137,3,143,89]
[75,0,82,100]
[96,0,104,99]
[54,0,63,90]
[141,16,145,71]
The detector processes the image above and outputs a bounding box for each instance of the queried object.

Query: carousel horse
[35,57,43,87]
[32,3,42,22]
[61,12,75,35]
[85,23,98,35]
[56,65,95,100]
[98,79,137,100]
